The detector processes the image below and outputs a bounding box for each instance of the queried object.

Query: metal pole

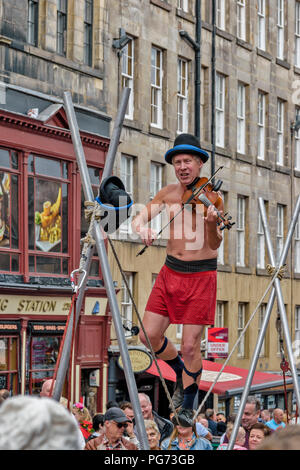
[211,0,216,182]
[60,90,149,450]
[52,88,130,403]
[195,0,201,139]
[260,195,300,412]
[228,195,300,449]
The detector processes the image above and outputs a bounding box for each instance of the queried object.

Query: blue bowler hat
[164,133,209,164]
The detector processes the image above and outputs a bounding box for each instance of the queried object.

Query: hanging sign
[30,322,65,334]
[207,327,228,359]
[117,348,153,374]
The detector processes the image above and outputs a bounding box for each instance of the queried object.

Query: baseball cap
[104,407,130,423]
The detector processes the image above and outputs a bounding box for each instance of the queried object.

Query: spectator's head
[258,424,300,450]
[106,400,119,410]
[273,408,284,424]
[138,393,153,420]
[119,401,134,422]
[216,412,226,423]
[242,397,261,431]
[260,409,271,422]
[0,390,9,407]
[72,402,92,424]
[92,413,104,432]
[249,422,271,450]
[205,408,216,422]
[40,379,55,397]
[0,395,82,450]
[145,419,160,450]
[103,407,130,442]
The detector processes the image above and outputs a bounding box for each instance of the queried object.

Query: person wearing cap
[161,410,212,450]
[132,133,223,425]
[84,407,138,450]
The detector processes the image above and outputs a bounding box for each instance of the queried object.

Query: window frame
[237,82,246,154]
[236,196,246,267]
[177,58,188,134]
[122,37,135,120]
[151,46,163,129]
[257,91,266,160]
[57,0,68,56]
[83,0,93,67]
[216,73,225,148]
[277,99,284,166]
[257,0,266,50]
[277,0,284,60]
[237,0,246,41]
[27,0,39,47]
[296,2,300,67]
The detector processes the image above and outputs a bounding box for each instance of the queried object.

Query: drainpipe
[211,0,216,182]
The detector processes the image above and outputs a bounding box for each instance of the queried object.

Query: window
[257,208,265,269]
[277,0,284,60]
[257,0,266,50]
[296,2,300,67]
[26,334,62,395]
[122,37,134,120]
[28,154,69,275]
[276,204,284,264]
[121,272,133,324]
[217,190,225,265]
[177,58,188,133]
[27,0,39,46]
[151,47,163,128]
[150,162,163,233]
[236,196,246,266]
[295,107,300,170]
[237,0,246,41]
[277,99,284,166]
[119,155,134,234]
[237,83,246,154]
[216,302,225,327]
[84,0,93,66]
[295,306,300,357]
[0,149,19,273]
[0,336,19,395]
[57,0,68,56]
[257,91,266,159]
[178,0,188,12]
[238,303,246,357]
[258,304,266,357]
[295,215,300,273]
[216,73,225,148]
[216,0,226,30]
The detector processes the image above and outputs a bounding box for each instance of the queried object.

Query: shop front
[0,84,112,411]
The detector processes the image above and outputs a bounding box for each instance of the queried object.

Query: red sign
[207,327,228,359]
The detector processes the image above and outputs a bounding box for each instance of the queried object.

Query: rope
[194,263,287,420]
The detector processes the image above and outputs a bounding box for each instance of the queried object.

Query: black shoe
[172,407,194,428]
[170,376,184,409]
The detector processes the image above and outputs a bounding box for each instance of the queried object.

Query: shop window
[0,149,20,272]
[26,334,62,395]
[0,336,19,394]
[28,154,69,275]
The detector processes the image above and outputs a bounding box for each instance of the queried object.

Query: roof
[145,359,293,397]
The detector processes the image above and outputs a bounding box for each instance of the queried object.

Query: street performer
[132,133,223,424]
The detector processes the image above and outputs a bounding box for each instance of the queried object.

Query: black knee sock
[165,355,184,379]
[182,383,198,409]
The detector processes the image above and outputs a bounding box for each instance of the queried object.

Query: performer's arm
[204,198,224,250]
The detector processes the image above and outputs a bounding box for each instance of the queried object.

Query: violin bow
[136,166,224,257]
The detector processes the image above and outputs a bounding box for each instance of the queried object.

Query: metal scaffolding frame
[228,195,300,449]
[52,88,149,450]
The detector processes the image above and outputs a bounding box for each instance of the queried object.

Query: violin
[181,175,235,231]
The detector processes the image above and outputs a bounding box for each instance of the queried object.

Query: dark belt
[165,255,217,273]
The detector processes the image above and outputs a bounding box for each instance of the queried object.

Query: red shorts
[145,265,217,325]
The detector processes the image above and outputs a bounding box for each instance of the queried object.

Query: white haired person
[0,395,83,450]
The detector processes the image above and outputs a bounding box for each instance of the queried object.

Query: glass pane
[0,253,10,271]
[88,166,101,186]
[31,336,60,370]
[90,259,99,276]
[9,338,18,370]
[0,375,7,389]
[34,180,62,252]
[62,161,68,179]
[34,156,61,178]
[31,371,54,396]
[28,177,35,249]
[0,149,10,169]
[11,254,19,272]
[62,258,68,274]
[11,174,19,249]
[35,256,61,274]
[0,172,12,248]
[0,338,8,370]
[11,151,18,170]
[62,183,68,253]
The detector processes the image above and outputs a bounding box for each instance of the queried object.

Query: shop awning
[145,359,294,397]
